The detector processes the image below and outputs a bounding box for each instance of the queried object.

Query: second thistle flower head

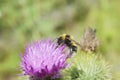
[20,39,68,80]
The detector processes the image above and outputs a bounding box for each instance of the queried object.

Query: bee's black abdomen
[72,46,77,52]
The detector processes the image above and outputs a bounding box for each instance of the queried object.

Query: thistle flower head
[20,39,68,80]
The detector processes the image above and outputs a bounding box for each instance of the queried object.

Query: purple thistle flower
[20,39,68,80]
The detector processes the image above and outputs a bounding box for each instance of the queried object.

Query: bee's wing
[51,36,59,44]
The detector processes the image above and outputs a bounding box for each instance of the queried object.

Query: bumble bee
[57,34,81,55]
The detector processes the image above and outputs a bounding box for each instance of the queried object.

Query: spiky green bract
[62,52,112,80]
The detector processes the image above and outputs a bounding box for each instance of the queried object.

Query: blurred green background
[0,0,120,80]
